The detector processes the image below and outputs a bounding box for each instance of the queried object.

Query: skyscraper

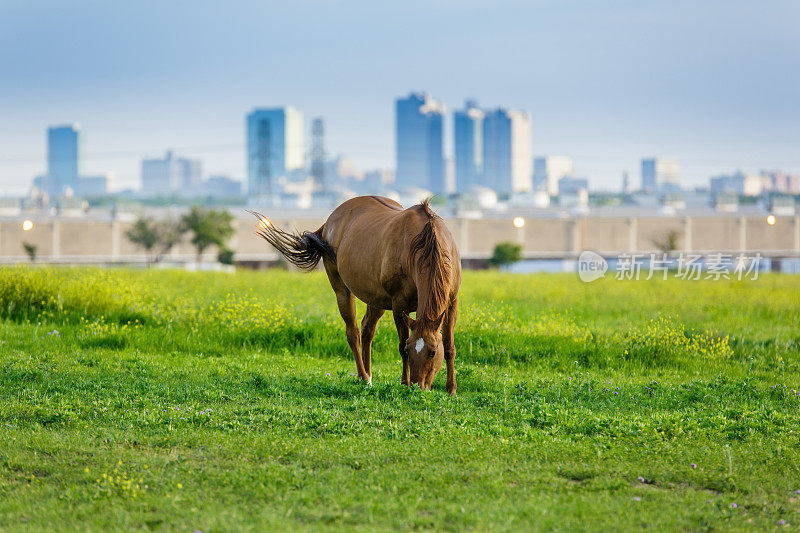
[247,107,304,196]
[453,100,484,192]
[533,156,574,196]
[482,108,532,194]
[641,157,680,192]
[47,124,82,196]
[395,93,445,194]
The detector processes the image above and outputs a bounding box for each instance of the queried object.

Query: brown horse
[249,195,461,394]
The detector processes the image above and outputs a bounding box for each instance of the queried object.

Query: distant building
[31,174,58,200]
[246,107,304,197]
[710,173,744,195]
[710,170,800,196]
[559,188,589,208]
[445,158,456,194]
[181,159,202,191]
[710,171,768,197]
[762,170,800,195]
[204,175,242,197]
[78,173,113,197]
[395,92,445,194]
[362,169,395,193]
[47,124,82,196]
[141,151,203,196]
[533,156,573,196]
[641,157,680,192]
[31,124,114,200]
[453,100,484,192]
[483,108,532,194]
[558,176,589,195]
[325,155,363,187]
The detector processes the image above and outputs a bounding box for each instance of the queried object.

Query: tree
[489,241,522,268]
[180,207,235,264]
[217,248,235,265]
[22,242,37,263]
[153,220,184,263]
[652,230,681,256]
[125,217,184,265]
[126,218,159,259]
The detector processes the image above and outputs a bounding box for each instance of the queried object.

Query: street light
[513,217,525,228]
[22,220,33,231]
[766,214,776,226]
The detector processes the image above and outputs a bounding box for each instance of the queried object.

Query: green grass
[1,267,799,531]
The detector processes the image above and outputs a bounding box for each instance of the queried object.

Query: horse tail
[247,210,334,271]
[409,199,451,328]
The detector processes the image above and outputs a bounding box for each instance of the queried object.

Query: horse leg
[392,308,411,386]
[360,306,385,384]
[442,296,458,396]
[325,268,368,382]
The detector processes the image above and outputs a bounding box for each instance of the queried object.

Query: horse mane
[409,199,451,330]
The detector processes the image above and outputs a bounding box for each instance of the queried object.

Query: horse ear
[404,313,417,330]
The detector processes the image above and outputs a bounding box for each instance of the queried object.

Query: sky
[1,0,798,194]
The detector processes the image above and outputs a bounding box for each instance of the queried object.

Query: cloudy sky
[1,0,798,194]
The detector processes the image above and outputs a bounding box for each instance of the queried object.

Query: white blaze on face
[415,338,425,354]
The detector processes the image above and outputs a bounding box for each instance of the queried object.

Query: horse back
[320,196,429,310]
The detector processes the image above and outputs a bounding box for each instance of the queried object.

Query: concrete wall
[1,214,798,262]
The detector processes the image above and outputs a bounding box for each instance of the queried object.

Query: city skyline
[1,1,799,195]
[18,109,800,200]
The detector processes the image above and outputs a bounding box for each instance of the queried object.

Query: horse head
[404,316,444,390]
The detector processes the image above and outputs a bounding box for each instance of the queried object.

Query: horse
[248,195,461,394]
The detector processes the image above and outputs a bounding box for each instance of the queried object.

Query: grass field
[1,267,799,531]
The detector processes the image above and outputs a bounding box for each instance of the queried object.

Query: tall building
[641,157,680,192]
[47,124,82,196]
[181,158,202,190]
[453,100,484,192]
[533,156,573,196]
[445,158,456,194]
[247,107,304,196]
[395,92,445,194]
[482,108,532,194]
[141,151,202,196]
